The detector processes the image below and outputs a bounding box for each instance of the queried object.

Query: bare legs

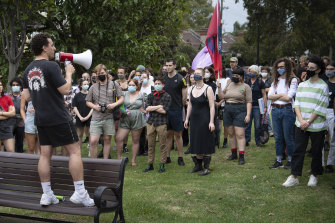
[116,127,142,166]
[38,142,83,183]
[25,133,40,154]
[89,134,111,159]
[1,138,14,152]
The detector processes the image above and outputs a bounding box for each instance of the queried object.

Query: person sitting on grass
[143,77,171,173]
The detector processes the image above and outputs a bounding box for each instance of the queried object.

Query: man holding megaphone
[22,33,94,207]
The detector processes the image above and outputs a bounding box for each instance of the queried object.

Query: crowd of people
[1,33,335,206]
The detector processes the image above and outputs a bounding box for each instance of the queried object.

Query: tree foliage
[0,0,189,82]
[230,0,335,65]
[181,0,214,30]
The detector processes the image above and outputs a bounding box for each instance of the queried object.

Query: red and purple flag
[206,0,222,78]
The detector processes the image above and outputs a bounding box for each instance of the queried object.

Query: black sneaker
[269,161,283,169]
[256,142,262,147]
[143,164,154,172]
[246,142,249,147]
[184,147,191,154]
[166,157,171,164]
[326,165,334,173]
[123,145,129,154]
[222,142,227,148]
[283,161,291,169]
[178,157,185,166]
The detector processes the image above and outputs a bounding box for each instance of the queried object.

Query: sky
[212,0,248,32]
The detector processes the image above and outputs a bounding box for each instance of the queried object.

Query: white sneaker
[70,190,95,207]
[40,193,59,206]
[282,175,299,187]
[307,175,318,187]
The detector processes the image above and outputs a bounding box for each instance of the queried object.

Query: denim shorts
[25,115,38,134]
[223,103,247,127]
[90,118,115,136]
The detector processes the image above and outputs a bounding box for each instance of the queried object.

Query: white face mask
[261,72,268,78]
[205,72,211,79]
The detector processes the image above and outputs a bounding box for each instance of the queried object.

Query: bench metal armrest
[93,184,122,209]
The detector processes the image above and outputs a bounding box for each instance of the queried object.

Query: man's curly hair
[31,33,50,56]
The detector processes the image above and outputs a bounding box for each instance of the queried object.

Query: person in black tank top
[184,68,215,176]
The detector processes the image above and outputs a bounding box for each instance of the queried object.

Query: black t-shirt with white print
[23,59,71,126]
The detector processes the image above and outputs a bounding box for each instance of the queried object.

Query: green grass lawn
[1,134,335,223]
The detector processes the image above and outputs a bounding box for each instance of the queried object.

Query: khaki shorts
[90,118,115,136]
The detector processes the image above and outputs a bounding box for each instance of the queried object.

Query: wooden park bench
[0,151,128,223]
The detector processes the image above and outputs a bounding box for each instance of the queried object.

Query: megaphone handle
[64,60,71,66]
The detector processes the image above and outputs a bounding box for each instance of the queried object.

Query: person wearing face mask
[116,79,146,166]
[72,79,93,150]
[245,65,267,147]
[282,55,329,187]
[184,68,215,176]
[217,67,252,165]
[139,72,154,156]
[115,66,129,153]
[143,77,171,173]
[0,80,16,152]
[8,77,24,153]
[268,58,298,170]
[204,66,221,149]
[86,64,124,159]
[260,66,273,136]
[91,72,97,84]
[322,61,335,173]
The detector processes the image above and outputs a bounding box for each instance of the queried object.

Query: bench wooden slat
[0,172,119,188]
[0,165,120,179]
[0,181,117,201]
[0,157,122,172]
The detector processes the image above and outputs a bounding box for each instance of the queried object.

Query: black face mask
[306,70,317,80]
[179,71,187,76]
[91,77,96,83]
[98,75,106,82]
[232,77,240,83]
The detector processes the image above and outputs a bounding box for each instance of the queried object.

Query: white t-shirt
[268,77,298,105]
[216,77,229,107]
[140,84,152,96]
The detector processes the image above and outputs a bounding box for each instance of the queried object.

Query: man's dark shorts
[167,109,184,132]
[223,103,247,128]
[37,121,79,147]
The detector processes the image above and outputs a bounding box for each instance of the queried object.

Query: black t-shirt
[247,77,265,106]
[23,60,71,126]
[72,92,91,118]
[164,73,187,110]
[204,80,217,95]
[327,80,335,109]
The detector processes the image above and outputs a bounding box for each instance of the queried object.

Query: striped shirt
[294,79,329,132]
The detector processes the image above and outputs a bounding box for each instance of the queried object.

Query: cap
[230,57,238,62]
[136,65,145,72]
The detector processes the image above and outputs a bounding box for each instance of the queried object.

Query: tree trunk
[8,61,19,88]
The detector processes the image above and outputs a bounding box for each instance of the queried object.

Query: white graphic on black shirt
[28,67,46,91]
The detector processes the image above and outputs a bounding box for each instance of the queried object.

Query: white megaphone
[55,49,92,70]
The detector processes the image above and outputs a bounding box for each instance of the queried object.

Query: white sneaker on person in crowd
[307,175,318,187]
[282,175,299,187]
[40,193,59,206]
[70,190,95,207]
